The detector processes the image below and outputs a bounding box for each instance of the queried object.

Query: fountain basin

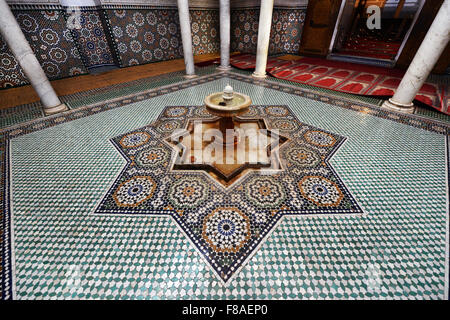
[204,85,252,142]
[204,91,252,118]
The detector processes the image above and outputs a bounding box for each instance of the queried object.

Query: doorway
[328,0,424,67]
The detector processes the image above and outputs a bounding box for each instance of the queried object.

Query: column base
[252,72,267,79]
[183,74,198,79]
[217,65,232,72]
[43,103,69,116]
[381,98,415,114]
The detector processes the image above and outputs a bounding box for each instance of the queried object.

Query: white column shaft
[253,0,274,78]
[389,0,450,108]
[0,0,67,114]
[177,0,196,76]
[219,0,231,69]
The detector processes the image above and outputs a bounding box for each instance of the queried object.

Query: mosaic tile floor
[94,104,362,283]
[1,65,449,131]
[1,71,449,299]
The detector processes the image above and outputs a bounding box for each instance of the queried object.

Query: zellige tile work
[15,8,88,79]
[0,71,449,299]
[94,104,362,282]
[0,4,220,88]
[104,7,220,67]
[0,6,88,89]
[190,9,220,55]
[71,8,115,69]
[0,35,29,89]
[231,7,306,55]
[105,7,184,67]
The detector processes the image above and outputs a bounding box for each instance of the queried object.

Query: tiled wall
[105,8,184,67]
[0,4,220,89]
[190,9,220,55]
[0,36,29,88]
[231,7,306,55]
[0,8,88,89]
[1,3,306,89]
[71,8,116,68]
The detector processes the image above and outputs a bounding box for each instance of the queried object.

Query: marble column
[0,0,68,115]
[252,0,274,79]
[382,0,450,113]
[217,0,231,71]
[177,0,196,78]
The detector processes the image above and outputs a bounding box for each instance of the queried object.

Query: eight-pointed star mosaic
[94,105,363,282]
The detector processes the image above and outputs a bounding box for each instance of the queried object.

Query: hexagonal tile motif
[94,105,363,282]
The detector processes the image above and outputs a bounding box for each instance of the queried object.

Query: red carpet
[230,54,449,115]
[338,36,401,60]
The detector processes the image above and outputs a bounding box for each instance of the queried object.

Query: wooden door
[396,0,449,74]
[299,0,343,57]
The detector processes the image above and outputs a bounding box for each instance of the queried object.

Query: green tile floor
[1,66,449,131]
[7,75,448,299]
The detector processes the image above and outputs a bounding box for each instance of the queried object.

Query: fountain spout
[222,84,234,102]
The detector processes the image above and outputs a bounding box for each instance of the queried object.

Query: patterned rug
[94,104,363,282]
[230,54,450,115]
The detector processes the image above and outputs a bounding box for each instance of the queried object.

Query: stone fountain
[167,85,288,187]
[204,84,252,144]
